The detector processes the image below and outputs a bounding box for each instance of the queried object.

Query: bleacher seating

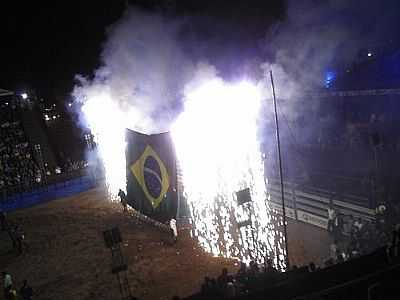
[0,101,40,194]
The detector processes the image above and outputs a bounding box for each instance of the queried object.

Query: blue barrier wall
[0,176,97,212]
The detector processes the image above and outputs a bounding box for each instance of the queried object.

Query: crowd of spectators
[198,259,284,299]
[326,198,400,266]
[188,223,400,300]
[63,158,87,173]
[0,102,92,199]
[290,105,398,152]
[0,103,40,193]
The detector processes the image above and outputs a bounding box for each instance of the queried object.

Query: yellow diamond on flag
[130,145,170,208]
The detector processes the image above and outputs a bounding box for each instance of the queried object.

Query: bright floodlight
[368,52,372,57]
[21,93,28,99]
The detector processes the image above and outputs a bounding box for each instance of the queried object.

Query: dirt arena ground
[0,187,330,300]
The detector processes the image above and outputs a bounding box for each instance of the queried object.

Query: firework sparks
[77,77,286,268]
[172,79,285,267]
[80,91,127,198]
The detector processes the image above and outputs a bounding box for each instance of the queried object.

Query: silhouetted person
[118,189,128,212]
[218,268,229,292]
[169,218,177,243]
[248,261,259,277]
[201,277,212,295]
[265,259,277,273]
[20,280,33,300]
[226,276,236,299]
[330,240,338,261]
[375,203,386,231]
[8,287,17,300]
[334,213,344,239]
[337,252,344,264]
[354,217,363,236]
[0,210,6,231]
[237,262,247,281]
[14,225,24,254]
[235,262,248,293]
[309,262,316,272]
[210,278,218,296]
[327,201,336,233]
[2,272,13,300]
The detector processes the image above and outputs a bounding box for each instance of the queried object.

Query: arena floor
[0,187,331,300]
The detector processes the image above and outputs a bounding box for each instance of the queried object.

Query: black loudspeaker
[236,188,252,206]
[103,226,122,248]
[103,230,114,248]
[371,133,381,146]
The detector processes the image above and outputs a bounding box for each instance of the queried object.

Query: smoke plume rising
[73,8,195,134]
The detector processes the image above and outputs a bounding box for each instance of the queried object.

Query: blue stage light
[325,71,336,88]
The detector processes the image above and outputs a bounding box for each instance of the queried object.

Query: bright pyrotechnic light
[21,93,28,100]
[77,77,285,267]
[172,79,285,267]
[81,92,127,198]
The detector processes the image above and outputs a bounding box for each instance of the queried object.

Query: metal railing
[267,179,376,230]
[0,167,105,210]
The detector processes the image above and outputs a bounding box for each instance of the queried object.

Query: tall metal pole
[175,159,181,221]
[269,70,290,269]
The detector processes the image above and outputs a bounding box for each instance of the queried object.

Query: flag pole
[269,70,290,269]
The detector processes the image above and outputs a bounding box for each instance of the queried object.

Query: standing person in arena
[13,224,25,254]
[330,240,338,261]
[118,189,128,212]
[334,213,344,239]
[0,209,6,231]
[327,199,336,233]
[20,280,33,300]
[2,271,13,300]
[8,287,17,300]
[169,218,178,243]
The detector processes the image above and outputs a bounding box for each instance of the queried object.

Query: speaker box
[236,188,252,206]
[103,227,123,248]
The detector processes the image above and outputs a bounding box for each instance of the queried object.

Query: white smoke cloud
[73,1,400,133]
[73,8,195,134]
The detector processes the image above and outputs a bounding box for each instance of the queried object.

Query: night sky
[0,1,285,101]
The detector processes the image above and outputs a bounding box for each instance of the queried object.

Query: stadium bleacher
[0,99,40,195]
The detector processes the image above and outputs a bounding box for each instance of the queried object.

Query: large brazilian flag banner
[126,129,177,223]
